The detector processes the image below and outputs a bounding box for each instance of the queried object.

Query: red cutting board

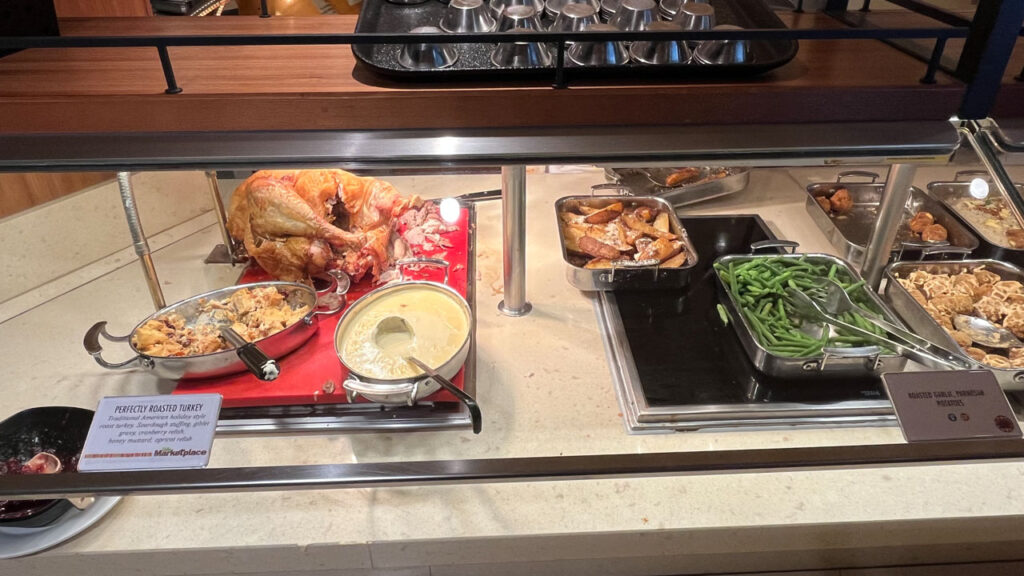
[172,206,471,408]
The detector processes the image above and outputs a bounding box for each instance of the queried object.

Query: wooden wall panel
[0,172,114,219]
[53,0,152,18]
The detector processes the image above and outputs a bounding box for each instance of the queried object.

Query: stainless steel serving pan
[883,259,1024,390]
[555,190,699,291]
[84,279,345,380]
[926,170,1024,265]
[335,258,475,409]
[603,167,750,208]
[715,247,909,379]
[804,171,979,268]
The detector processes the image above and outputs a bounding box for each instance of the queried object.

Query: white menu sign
[882,371,1022,442]
[78,394,221,472]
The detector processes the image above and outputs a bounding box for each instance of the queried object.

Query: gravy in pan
[339,286,469,380]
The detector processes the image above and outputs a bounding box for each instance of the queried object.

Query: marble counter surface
[3,167,1024,576]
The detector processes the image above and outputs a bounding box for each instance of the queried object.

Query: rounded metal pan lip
[124,281,318,359]
[333,279,473,386]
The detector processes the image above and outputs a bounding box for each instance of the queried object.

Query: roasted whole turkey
[227,170,422,283]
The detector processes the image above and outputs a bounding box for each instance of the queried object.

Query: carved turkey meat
[227,169,421,283]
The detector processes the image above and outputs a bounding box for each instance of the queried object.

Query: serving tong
[784,278,975,371]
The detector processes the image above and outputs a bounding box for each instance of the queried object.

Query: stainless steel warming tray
[884,259,1024,391]
[926,170,1024,265]
[715,250,909,379]
[804,171,979,268]
[84,281,343,381]
[603,167,750,208]
[555,194,699,291]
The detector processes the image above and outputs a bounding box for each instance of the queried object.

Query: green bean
[716,303,729,326]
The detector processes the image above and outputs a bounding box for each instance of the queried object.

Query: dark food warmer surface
[615,216,889,407]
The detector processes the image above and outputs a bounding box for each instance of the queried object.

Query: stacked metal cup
[568,22,630,65]
[693,24,752,64]
[672,2,714,49]
[440,0,497,33]
[544,0,601,20]
[609,0,659,36]
[398,26,461,70]
[629,20,692,64]
[492,25,553,66]
[497,4,544,30]
[658,0,705,22]
[550,2,600,44]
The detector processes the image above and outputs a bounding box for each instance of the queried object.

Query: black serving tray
[352,0,798,81]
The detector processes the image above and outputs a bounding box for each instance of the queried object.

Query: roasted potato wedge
[637,238,682,262]
[622,213,677,240]
[579,236,621,260]
[583,202,623,224]
[584,258,614,269]
[660,251,688,268]
[652,212,670,233]
[561,223,586,253]
[633,206,655,222]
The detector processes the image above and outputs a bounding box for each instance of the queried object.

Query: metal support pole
[117,172,166,310]
[203,171,242,265]
[861,164,916,290]
[260,0,271,17]
[955,0,1024,118]
[498,165,531,317]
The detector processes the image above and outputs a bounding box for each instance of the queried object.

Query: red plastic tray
[173,206,471,408]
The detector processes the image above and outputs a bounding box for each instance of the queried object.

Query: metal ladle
[373,316,482,434]
[954,314,1024,349]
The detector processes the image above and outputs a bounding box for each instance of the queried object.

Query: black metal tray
[351,0,798,81]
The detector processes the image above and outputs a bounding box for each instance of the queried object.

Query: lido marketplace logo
[153,447,208,458]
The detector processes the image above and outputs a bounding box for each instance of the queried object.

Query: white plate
[0,497,121,559]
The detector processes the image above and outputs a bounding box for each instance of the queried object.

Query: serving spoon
[373,316,482,434]
[954,314,1024,349]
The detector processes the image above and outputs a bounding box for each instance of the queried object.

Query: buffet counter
[5,167,1024,575]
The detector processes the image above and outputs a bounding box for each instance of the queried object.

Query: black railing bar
[156,46,183,94]
[553,39,566,89]
[0,440,1022,500]
[920,36,947,84]
[0,27,970,50]
[883,0,971,28]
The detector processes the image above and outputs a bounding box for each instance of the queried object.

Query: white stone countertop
[4,166,1024,576]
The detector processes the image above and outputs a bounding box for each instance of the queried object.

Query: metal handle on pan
[954,170,991,182]
[342,378,419,406]
[750,240,799,254]
[916,245,972,261]
[896,240,951,261]
[397,257,451,284]
[836,171,880,183]
[605,257,663,282]
[83,321,154,371]
[307,271,350,322]
[590,183,635,197]
[817,346,883,371]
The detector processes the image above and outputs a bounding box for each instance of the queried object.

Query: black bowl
[0,406,93,527]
